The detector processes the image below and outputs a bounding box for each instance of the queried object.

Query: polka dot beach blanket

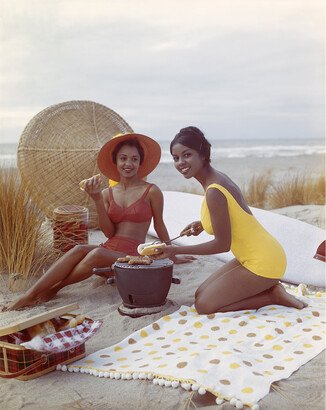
[59,288,325,409]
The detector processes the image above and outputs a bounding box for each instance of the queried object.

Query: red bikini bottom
[100,236,141,256]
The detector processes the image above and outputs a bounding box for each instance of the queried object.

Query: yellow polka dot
[272,345,283,351]
[230,363,240,369]
[153,357,162,360]
[208,344,217,348]
[140,330,148,338]
[120,365,130,368]
[249,315,257,320]
[114,346,122,352]
[158,364,168,368]
[144,343,153,346]
[117,358,127,362]
[189,307,197,312]
[221,318,230,323]
[194,321,203,328]
[303,344,313,348]
[284,322,292,327]
[264,371,273,375]
[229,329,238,335]
[268,307,277,310]
[178,347,188,351]
[173,338,181,342]
[190,352,200,357]
[257,326,266,329]
[167,330,175,334]
[197,369,208,373]
[200,335,209,339]
[284,357,294,361]
[277,315,285,318]
[149,351,158,355]
[264,334,275,340]
[84,360,95,364]
[222,351,232,355]
[242,387,254,394]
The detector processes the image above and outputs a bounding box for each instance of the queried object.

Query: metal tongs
[151,228,193,246]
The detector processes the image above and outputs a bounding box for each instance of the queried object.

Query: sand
[0,205,325,409]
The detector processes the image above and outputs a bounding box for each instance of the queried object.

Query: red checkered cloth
[20,319,102,353]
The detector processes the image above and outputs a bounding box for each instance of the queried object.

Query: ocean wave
[160,144,325,163]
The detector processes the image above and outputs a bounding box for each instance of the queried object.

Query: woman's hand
[150,245,176,261]
[180,221,203,237]
[171,255,196,264]
[84,175,103,201]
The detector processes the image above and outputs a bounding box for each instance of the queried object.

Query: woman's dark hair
[170,126,211,164]
[112,138,144,165]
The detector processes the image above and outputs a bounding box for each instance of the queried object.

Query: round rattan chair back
[17,100,133,228]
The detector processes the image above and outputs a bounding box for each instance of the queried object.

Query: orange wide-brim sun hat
[97,133,161,181]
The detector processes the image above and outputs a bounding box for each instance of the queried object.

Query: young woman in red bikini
[7,133,194,310]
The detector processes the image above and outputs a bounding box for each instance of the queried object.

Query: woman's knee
[69,244,91,257]
[194,295,216,315]
[82,247,109,266]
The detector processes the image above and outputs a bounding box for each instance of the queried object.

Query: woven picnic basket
[17,100,133,228]
[0,304,89,380]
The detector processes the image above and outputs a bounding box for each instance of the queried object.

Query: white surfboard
[148,191,325,287]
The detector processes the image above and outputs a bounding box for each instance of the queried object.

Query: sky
[0,0,324,143]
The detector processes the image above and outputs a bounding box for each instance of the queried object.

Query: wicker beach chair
[17,100,133,228]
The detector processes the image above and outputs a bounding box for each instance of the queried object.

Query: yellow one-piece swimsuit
[201,184,286,279]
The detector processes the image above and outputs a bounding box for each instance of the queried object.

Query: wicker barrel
[53,205,89,253]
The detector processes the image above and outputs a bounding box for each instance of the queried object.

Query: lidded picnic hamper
[0,303,99,380]
[17,100,133,228]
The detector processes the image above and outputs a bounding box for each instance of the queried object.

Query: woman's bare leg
[39,247,124,301]
[195,260,306,314]
[7,245,98,310]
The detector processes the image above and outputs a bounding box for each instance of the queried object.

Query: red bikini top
[107,184,153,224]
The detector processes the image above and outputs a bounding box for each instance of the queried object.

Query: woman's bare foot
[270,283,308,309]
[6,293,38,311]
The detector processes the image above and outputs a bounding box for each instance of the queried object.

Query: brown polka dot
[178,319,187,325]
[207,314,215,319]
[128,338,136,344]
[100,354,111,358]
[233,349,242,353]
[209,359,220,365]
[312,311,320,317]
[294,351,304,355]
[284,340,292,343]
[184,332,193,336]
[108,368,116,371]
[190,341,198,344]
[275,328,284,334]
[254,343,263,347]
[218,337,227,341]
[266,320,276,323]
[246,333,256,337]
[263,354,273,359]
[211,326,220,331]
[233,315,241,318]
[219,379,231,385]
[303,328,312,332]
[161,345,171,348]
[238,321,248,327]
[132,350,141,353]
[156,337,165,340]
[313,335,322,340]
[139,364,149,368]
[296,318,303,323]
[273,366,285,370]
[253,372,264,376]
[152,323,160,330]
[103,362,113,366]
[166,352,175,355]
[177,361,188,368]
[179,311,187,316]
[243,361,252,367]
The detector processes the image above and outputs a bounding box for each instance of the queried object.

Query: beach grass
[0,166,60,292]
[243,172,325,209]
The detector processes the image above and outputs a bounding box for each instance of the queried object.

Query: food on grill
[116,255,153,265]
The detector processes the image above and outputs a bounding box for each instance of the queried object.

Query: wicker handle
[0,354,48,378]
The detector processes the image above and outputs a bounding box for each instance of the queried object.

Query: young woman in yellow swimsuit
[153,126,306,314]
